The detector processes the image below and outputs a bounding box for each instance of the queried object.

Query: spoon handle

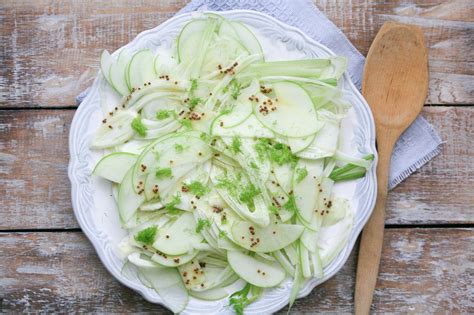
[355,137,395,315]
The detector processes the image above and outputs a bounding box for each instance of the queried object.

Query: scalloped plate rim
[68,9,378,314]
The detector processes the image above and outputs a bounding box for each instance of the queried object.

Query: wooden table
[1,1,473,313]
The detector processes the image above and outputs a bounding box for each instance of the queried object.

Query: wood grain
[356,21,429,314]
[0,107,472,230]
[387,106,474,225]
[0,0,472,108]
[0,229,472,313]
[1,1,472,313]
[284,228,474,314]
[0,110,75,230]
[0,232,170,314]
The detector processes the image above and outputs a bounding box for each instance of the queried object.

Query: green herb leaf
[174,143,184,153]
[283,195,298,213]
[131,117,147,137]
[156,110,175,120]
[190,79,198,94]
[180,118,193,129]
[229,283,251,315]
[134,225,157,245]
[239,183,261,209]
[155,168,172,179]
[230,136,242,154]
[330,166,366,182]
[329,154,374,182]
[195,218,211,233]
[229,283,262,315]
[230,79,241,100]
[254,138,269,160]
[164,194,181,214]
[255,138,298,166]
[216,177,239,196]
[185,181,210,197]
[269,204,279,214]
[220,104,234,115]
[269,142,297,166]
[200,132,211,142]
[187,79,202,110]
[249,161,258,169]
[295,167,308,183]
[189,97,202,110]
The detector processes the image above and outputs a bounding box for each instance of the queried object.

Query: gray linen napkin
[77,0,442,189]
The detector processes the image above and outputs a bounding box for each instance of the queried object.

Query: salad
[91,13,373,314]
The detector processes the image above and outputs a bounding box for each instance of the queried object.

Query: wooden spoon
[355,21,428,314]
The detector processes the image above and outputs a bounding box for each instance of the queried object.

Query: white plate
[69,10,377,314]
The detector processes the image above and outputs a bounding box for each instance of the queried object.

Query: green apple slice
[230,21,264,60]
[231,221,304,252]
[254,81,323,137]
[100,50,113,84]
[118,166,145,225]
[93,152,137,183]
[151,250,198,267]
[152,212,203,255]
[287,134,317,154]
[128,49,156,90]
[211,114,274,138]
[293,159,324,223]
[227,251,285,287]
[109,50,131,96]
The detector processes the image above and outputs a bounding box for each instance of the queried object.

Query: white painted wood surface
[0,0,472,312]
[1,229,472,313]
[0,0,472,107]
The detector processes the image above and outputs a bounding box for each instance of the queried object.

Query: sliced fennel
[91,13,373,313]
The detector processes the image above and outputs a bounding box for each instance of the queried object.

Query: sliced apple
[231,221,304,252]
[128,49,156,89]
[151,250,198,267]
[109,49,131,96]
[227,250,285,287]
[152,212,203,255]
[118,166,145,224]
[293,159,324,223]
[254,82,323,137]
[93,152,137,183]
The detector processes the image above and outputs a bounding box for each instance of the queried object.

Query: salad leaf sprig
[131,116,147,136]
[164,194,181,214]
[255,139,298,167]
[195,218,211,233]
[329,154,374,182]
[229,283,263,315]
[134,225,157,245]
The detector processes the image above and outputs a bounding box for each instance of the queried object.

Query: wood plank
[0,106,472,229]
[0,232,169,314]
[386,106,474,224]
[0,229,472,313]
[284,228,474,313]
[315,0,474,105]
[0,0,472,108]
[0,110,76,230]
[0,0,187,109]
